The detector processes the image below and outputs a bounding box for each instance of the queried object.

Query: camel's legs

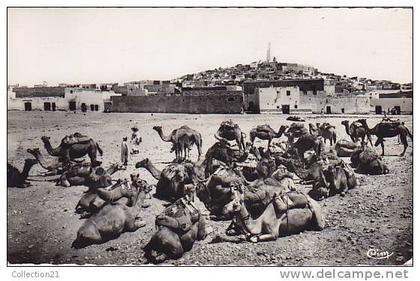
[400,134,408,156]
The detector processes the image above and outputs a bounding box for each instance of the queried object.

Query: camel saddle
[220,120,239,130]
[272,192,310,215]
[155,197,200,234]
[256,124,274,133]
[61,133,90,145]
[380,118,401,128]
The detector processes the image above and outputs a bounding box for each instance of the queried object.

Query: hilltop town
[8,57,413,115]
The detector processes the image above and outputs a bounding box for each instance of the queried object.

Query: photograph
[6,6,413,268]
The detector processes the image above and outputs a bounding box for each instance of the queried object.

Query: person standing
[121,137,129,167]
[130,126,142,155]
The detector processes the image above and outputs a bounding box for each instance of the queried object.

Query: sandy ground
[7,111,413,265]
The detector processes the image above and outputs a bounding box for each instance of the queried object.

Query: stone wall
[110,94,243,114]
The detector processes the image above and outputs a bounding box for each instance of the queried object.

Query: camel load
[215,120,246,151]
[61,132,91,145]
[143,196,208,263]
[71,179,150,248]
[221,187,324,242]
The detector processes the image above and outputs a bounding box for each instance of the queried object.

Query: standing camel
[153,125,202,162]
[214,120,246,152]
[316,123,337,146]
[249,125,288,150]
[358,119,412,156]
[341,120,372,146]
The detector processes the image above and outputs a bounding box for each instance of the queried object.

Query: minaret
[266,42,271,63]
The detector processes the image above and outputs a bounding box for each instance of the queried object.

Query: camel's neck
[32,151,53,169]
[343,123,351,136]
[106,165,120,175]
[276,127,286,138]
[130,191,146,213]
[156,129,172,142]
[193,159,206,180]
[144,161,162,180]
[21,162,35,180]
[43,140,61,156]
[234,203,261,234]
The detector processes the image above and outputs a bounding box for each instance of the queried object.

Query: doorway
[326,106,331,114]
[24,102,32,111]
[69,101,76,111]
[281,104,290,114]
[52,103,56,111]
[94,105,99,111]
[81,103,87,112]
[375,105,382,114]
[394,106,401,115]
[44,102,51,111]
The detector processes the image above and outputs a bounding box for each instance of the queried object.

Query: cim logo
[366,248,394,260]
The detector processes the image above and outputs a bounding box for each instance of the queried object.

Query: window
[294,105,298,109]
[276,106,280,109]
[313,91,317,96]
[286,90,291,96]
[70,90,73,94]
[341,108,345,113]
[276,90,280,94]
[302,90,307,95]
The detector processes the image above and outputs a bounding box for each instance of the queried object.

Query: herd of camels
[7,116,412,263]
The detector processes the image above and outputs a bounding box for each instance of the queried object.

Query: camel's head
[221,182,244,216]
[25,158,38,166]
[41,136,50,143]
[341,120,349,126]
[27,148,40,155]
[135,158,150,169]
[152,126,162,132]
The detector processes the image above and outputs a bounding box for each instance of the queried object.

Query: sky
[8,8,412,86]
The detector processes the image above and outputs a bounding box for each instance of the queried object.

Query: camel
[153,125,202,162]
[285,123,309,144]
[41,135,103,165]
[7,159,38,188]
[57,162,124,187]
[334,139,360,157]
[358,119,412,156]
[71,179,149,248]
[309,161,357,200]
[220,187,324,242]
[214,120,246,151]
[204,141,251,176]
[143,196,207,263]
[274,156,328,186]
[350,147,389,175]
[196,164,295,219]
[249,125,288,150]
[75,173,152,216]
[136,158,202,202]
[26,148,82,175]
[308,123,319,137]
[341,120,373,147]
[317,123,337,146]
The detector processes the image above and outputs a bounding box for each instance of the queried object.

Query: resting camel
[7,159,38,188]
[220,187,324,242]
[249,125,288,150]
[317,123,337,146]
[350,147,389,175]
[136,158,202,202]
[57,162,124,188]
[196,164,295,219]
[26,148,82,175]
[341,120,373,147]
[153,125,202,162]
[144,196,207,263]
[334,139,360,157]
[214,120,246,151]
[75,173,151,217]
[71,179,149,248]
[204,141,251,176]
[309,161,357,200]
[358,119,412,156]
[41,135,103,165]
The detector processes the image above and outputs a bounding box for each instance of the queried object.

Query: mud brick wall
[110,94,243,114]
